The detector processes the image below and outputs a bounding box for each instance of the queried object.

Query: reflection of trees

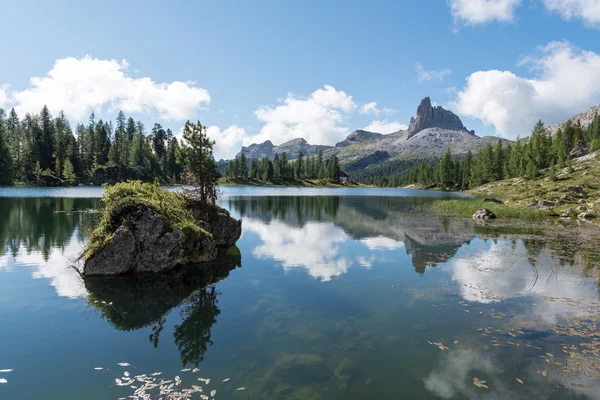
[84,247,241,366]
[0,197,98,260]
[174,287,219,366]
[227,196,340,226]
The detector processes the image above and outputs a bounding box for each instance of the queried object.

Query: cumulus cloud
[415,62,452,83]
[360,236,405,250]
[0,231,86,299]
[246,85,356,146]
[449,0,522,25]
[0,85,8,108]
[542,0,600,27]
[205,125,246,159]
[5,56,210,120]
[362,120,407,134]
[449,241,597,324]
[453,41,600,137]
[244,218,352,281]
[359,102,396,116]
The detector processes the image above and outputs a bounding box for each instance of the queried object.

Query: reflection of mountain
[228,196,476,273]
[84,247,241,366]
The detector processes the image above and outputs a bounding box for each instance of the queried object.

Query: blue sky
[1,0,600,158]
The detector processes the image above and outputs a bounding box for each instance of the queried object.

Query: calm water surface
[1,187,599,399]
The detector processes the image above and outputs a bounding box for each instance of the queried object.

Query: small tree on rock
[181,121,219,203]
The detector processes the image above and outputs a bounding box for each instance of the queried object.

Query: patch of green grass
[433,199,556,220]
[85,180,203,260]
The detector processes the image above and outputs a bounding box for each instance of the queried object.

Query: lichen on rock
[82,181,241,276]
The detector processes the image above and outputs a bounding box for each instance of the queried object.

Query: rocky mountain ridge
[546,104,600,135]
[237,97,510,170]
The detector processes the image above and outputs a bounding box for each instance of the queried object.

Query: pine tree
[438,147,453,187]
[296,151,304,179]
[273,153,281,178]
[0,115,13,185]
[63,158,76,182]
[39,105,55,171]
[181,121,219,203]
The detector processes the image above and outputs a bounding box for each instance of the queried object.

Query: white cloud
[444,86,457,94]
[449,0,522,25]
[542,0,600,27]
[359,102,396,116]
[449,241,597,324]
[362,120,407,134]
[205,125,246,160]
[246,85,356,146]
[244,218,352,281]
[6,56,210,120]
[0,85,8,108]
[453,41,600,137]
[360,236,405,250]
[0,231,86,299]
[415,62,452,83]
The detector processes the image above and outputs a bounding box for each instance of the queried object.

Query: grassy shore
[435,151,600,221]
[433,198,556,220]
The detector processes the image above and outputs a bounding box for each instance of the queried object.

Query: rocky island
[82,181,241,276]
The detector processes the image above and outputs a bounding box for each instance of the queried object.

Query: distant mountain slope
[546,104,600,135]
[236,96,510,171]
[238,138,332,160]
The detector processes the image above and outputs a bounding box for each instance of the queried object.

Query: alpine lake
[1,186,600,400]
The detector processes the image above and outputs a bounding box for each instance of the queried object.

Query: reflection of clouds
[449,241,598,324]
[244,218,352,281]
[0,232,86,298]
[360,236,405,250]
[424,349,506,400]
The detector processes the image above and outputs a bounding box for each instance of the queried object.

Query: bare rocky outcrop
[546,104,600,135]
[407,97,469,138]
[83,204,242,276]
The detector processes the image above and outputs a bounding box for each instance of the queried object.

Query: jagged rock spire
[407,97,467,137]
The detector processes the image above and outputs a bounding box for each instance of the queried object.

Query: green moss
[433,199,556,220]
[85,181,204,260]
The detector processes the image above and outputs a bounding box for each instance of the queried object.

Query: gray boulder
[188,200,242,248]
[578,212,595,221]
[84,207,217,276]
[472,208,496,221]
[567,185,584,193]
[483,197,503,204]
[538,200,555,207]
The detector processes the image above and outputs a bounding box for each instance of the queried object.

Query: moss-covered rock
[82,181,241,276]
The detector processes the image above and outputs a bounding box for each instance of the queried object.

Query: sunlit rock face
[407,97,468,138]
[83,203,242,276]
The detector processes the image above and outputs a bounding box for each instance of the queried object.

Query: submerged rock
[472,208,496,222]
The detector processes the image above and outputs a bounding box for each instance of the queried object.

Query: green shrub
[85,180,203,260]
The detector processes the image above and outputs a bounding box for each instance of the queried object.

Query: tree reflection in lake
[84,247,241,366]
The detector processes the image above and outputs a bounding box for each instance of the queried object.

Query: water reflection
[229,196,477,276]
[0,197,98,298]
[84,248,241,366]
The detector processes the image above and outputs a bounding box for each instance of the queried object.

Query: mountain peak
[407,97,467,137]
